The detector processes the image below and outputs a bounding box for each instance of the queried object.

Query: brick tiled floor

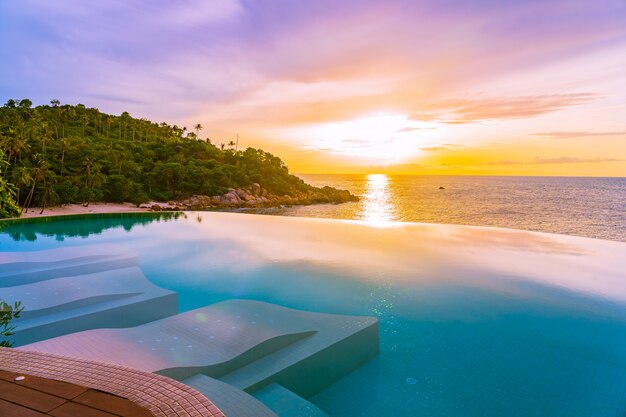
[0,348,225,417]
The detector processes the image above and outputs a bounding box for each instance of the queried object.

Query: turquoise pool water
[1,212,625,416]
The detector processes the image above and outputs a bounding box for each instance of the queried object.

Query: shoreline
[18,203,150,219]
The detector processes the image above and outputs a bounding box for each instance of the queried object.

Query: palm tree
[80,114,89,137]
[227,140,236,150]
[0,149,9,176]
[84,163,106,207]
[11,166,32,206]
[83,157,92,186]
[105,117,113,147]
[23,154,48,213]
[50,99,61,139]
[59,138,69,177]
[38,121,53,155]
[39,171,58,214]
[68,108,77,133]
[1,130,29,164]
[194,123,203,138]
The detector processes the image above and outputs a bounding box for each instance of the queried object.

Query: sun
[286,113,439,164]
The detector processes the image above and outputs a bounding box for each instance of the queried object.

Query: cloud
[419,144,460,152]
[488,156,624,165]
[410,93,597,124]
[532,131,626,138]
[395,126,436,132]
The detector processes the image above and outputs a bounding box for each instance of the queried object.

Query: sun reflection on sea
[360,174,398,226]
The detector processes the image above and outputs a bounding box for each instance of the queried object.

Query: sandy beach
[19,203,150,219]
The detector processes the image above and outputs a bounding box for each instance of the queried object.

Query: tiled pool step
[0,347,225,417]
[183,374,278,417]
[253,383,329,417]
[0,244,139,286]
[219,306,379,397]
[22,300,379,388]
[1,244,178,346]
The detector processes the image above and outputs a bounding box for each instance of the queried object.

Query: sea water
[273,175,626,242]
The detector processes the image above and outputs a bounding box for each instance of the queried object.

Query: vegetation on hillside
[0,99,355,218]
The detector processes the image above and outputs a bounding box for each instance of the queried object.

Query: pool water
[1,212,625,416]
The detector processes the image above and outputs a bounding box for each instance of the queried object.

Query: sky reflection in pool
[1,212,625,416]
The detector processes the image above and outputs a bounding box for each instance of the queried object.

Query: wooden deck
[0,348,225,417]
[0,370,154,417]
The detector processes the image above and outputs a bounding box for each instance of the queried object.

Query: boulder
[187,195,213,209]
[236,189,248,200]
[251,183,261,195]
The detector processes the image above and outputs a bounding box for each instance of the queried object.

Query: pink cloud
[410,93,597,124]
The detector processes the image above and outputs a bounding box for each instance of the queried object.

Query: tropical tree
[80,114,89,137]
[22,154,48,213]
[194,123,203,138]
[1,128,29,164]
[83,163,106,206]
[39,172,59,214]
[0,150,21,218]
[11,166,32,206]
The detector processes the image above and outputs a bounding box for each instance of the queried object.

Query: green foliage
[0,150,21,218]
[0,300,24,347]
[0,99,348,213]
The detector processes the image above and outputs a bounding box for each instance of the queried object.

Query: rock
[236,189,248,200]
[251,183,261,195]
[181,195,212,210]
[151,204,161,211]
[210,196,221,205]
[220,190,241,206]
[439,186,445,190]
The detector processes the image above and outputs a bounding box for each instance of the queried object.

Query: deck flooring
[0,370,154,417]
[0,348,225,417]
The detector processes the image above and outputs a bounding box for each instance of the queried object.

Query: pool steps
[253,383,330,417]
[22,300,379,387]
[0,245,178,345]
[182,374,278,417]
[6,244,380,416]
[21,300,379,416]
[0,244,140,287]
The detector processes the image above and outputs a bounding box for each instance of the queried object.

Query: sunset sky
[1,0,625,176]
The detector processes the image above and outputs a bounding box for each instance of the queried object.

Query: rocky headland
[142,183,358,211]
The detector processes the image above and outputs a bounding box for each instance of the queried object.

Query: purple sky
[1,0,625,174]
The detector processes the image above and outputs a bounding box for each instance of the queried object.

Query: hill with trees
[0,99,356,218]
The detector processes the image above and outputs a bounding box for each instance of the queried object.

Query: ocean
[267,174,626,242]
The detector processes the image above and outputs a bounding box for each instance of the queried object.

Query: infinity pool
[1,212,625,416]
